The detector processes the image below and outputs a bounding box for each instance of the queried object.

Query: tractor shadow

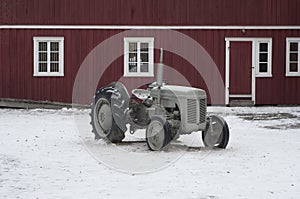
[116,140,218,152]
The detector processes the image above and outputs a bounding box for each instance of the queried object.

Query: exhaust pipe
[157,48,164,105]
[157,48,164,87]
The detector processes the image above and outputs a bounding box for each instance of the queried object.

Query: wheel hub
[99,112,105,123]
[205,120,222,147]
[95,100,113,134]
[147,121,165,150]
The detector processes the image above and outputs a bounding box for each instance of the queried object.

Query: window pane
[290,53,298,62]
[39,63,47,72]
[39,52,47,61]
[290,42,298,51]
[129,53,137,62]
[129,63,137,72]
[50,42,59,51]
[140,63,149,72]
[50,63,59,72]
[51,52,59,61]
[259,53,268,62]
[290,63,298,72]
[129,43,137,52]
[140,53,149,62]
[141,43,149,52]
[39,42,47,51]
[259,63,268,73]
[259,43,268,52]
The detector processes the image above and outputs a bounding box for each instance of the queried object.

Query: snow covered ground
[0,106,299,199]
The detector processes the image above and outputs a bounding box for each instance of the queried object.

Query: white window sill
[256,74,272,78]
[34,73,64,77]
[286,73,300,77]
[124,73,154,77]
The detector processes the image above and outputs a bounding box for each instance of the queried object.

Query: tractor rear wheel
[90,83,129,143]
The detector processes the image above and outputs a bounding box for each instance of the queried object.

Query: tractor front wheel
[202,115,230,149]
[146,116,172,151]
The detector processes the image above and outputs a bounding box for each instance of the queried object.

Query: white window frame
[33,37,64,77]
[255,39,272,77]
[286,38,300,76]
[124,37,154,77]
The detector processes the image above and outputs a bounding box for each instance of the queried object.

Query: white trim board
[33,37,64,77]
[225,37,273,105]
[286,38,300,76]
[229,94,252,98]
[1,25,300,30]
[123,37,154,77]
[225,38,257,105]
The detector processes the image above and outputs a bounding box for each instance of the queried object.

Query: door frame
[225,37,257,105]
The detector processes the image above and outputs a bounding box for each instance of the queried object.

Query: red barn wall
[0,0,300,105]
[1,29,300,105]
[1,0,300,26]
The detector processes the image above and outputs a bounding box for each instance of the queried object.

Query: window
[256,39,272,77]
[33,37,64,76]
[124,37,154,77]
[286,38,300,76]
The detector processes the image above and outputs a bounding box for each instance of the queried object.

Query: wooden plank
[1,27,300,105]
[1,0,299,26]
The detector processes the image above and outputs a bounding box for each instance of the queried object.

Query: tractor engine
[149,85,207,133]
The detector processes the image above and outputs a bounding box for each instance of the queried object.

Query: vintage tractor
[90,49,229,151]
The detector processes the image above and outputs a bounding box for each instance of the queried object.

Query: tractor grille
[199,98,207,123]
[187,98,207,124]
[187,99,197,124]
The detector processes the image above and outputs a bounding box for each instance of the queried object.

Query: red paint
[1,0,300,26]
[0,1,300,105]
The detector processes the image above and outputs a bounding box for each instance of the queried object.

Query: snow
[0,106,300,198]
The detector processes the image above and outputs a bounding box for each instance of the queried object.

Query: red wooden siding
[1,29,300,105]
[1,0,300,105]
[1,0,300,26]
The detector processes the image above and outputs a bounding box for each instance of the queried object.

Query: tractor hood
[150,85,206,100]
